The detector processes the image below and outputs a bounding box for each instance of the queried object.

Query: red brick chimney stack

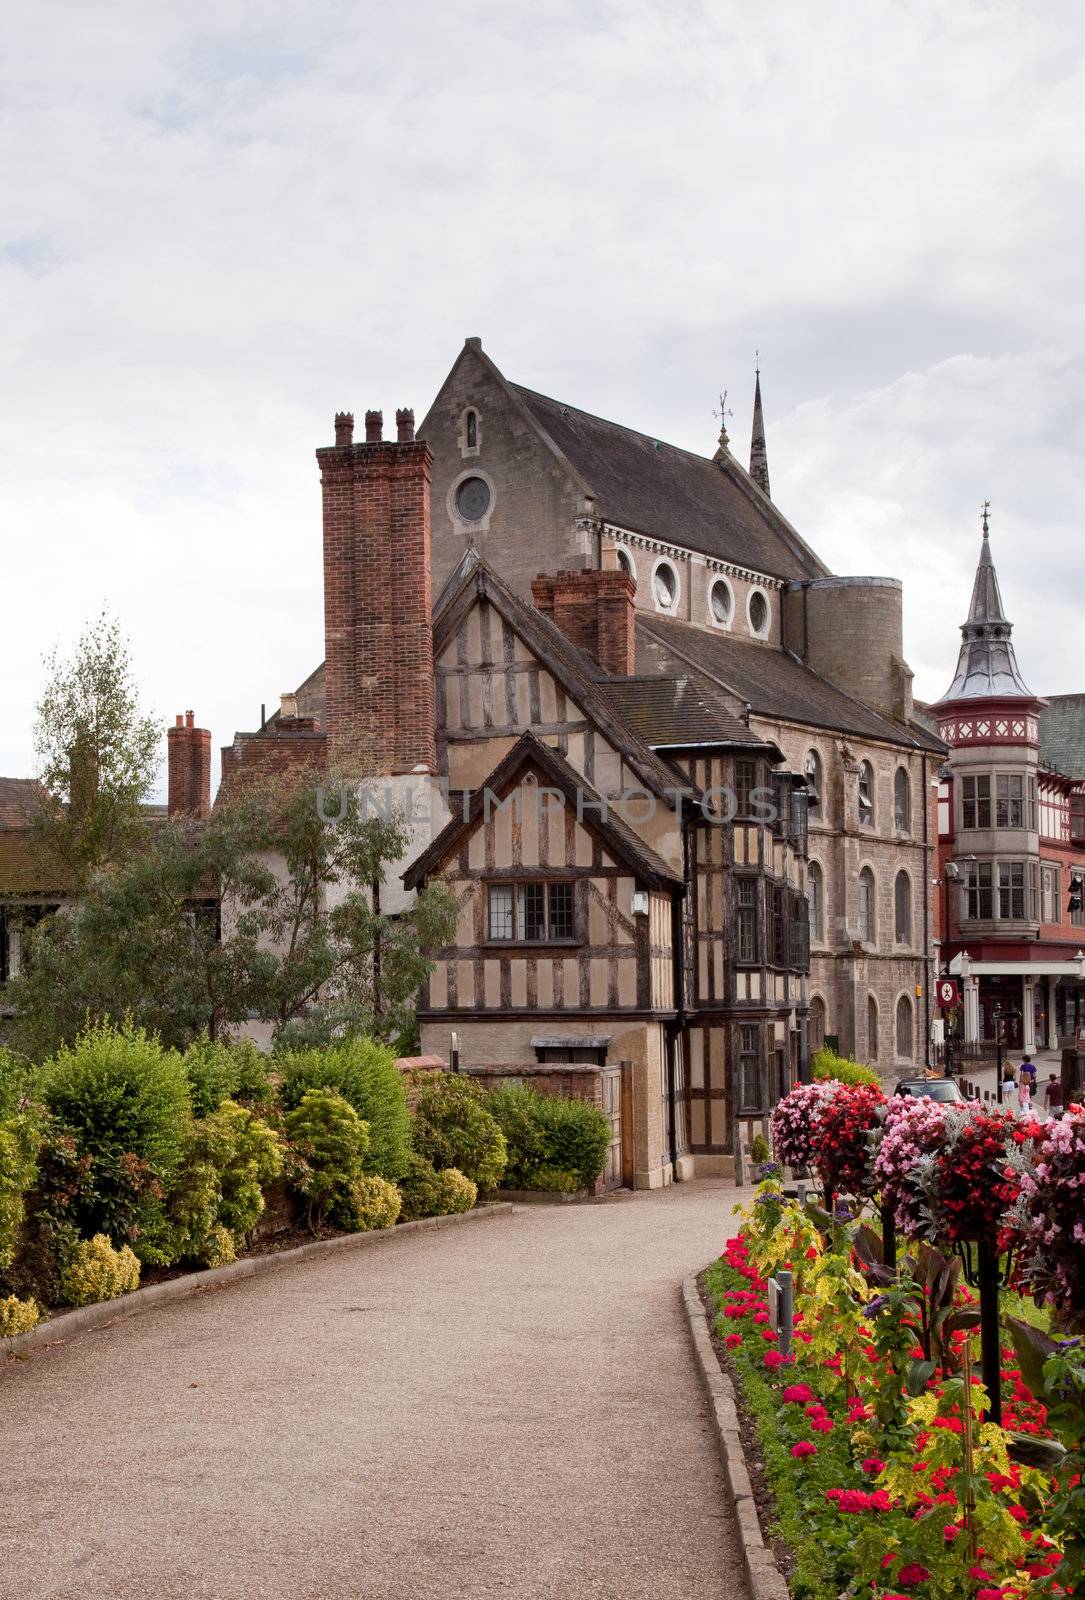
[531,569,637,677]
[316,408,436,775]
[167,710,212,817]
[334,412,354,448]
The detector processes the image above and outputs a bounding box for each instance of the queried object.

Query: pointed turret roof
[749,364,770,498]
[935,508,1032,703]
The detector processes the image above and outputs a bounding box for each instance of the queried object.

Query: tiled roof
[510,383,828,583]
[637,616,945,753]
[599,675,774,752]
[1040,694,1085,780]
[0,777,45,830]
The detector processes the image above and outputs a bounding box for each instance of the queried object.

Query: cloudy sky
[3,0,1083,790]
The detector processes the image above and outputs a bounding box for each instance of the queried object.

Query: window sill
[483,939,582,951]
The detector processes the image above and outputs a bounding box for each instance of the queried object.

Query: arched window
[857,866,876,944]
[809,996,826,1053]
[894,870,912,945]
[896,993,914,1061]
[867,995,879,1062]
[804,750,822,820]
[858,761,874,828]
[894,767,911,833]
[807,860,823,943]
[615,546,635,581]
[466,409,478,449]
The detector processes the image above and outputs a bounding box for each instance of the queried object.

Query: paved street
[2,1182,750,1600]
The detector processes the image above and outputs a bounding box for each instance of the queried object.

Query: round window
[653,561,677,609]
[749,590,769,634]
[710,578,733,625]
[455,476,491,522]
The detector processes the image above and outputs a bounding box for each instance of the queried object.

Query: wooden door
[601,1065,624,1190]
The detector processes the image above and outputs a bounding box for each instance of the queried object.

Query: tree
[7,772,457,1060]
[32,611,160,882]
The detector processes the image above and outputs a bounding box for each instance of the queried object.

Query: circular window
[455,476,491,522]
[748,589,769,635]
[653,560,678,610]
[709,577,733,626]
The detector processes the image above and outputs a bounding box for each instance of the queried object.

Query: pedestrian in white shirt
[1001,1066,1018,1114]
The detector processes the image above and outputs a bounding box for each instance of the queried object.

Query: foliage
[278,1037,411,1181]
[58,1233,141,1307]
[166,1100,282,1264]
[0,1294,40,1337]
[397,1151,476,1220]
[8,775,458,1058]
[433,1167,476,1214]
[484,1082,609,1192]
[181,1037,273,1118]
[1011,1106,1085,1331]
[733,1174,823,1287]
[749,1131,772,1166]
[30,610,160,884]
[350,1173,402,1231]
[0,1108,39,1274]
[284,1089,369,1230]
[873,1095,952,1237]
[770,1080,838,1170]
[814,1082,886,1199]
[0,1046,34,1121]
[36,1021,190,1258]
[409,1073,507,1191]
[1007,1320,1085,1595]
[810,1046,880,1088]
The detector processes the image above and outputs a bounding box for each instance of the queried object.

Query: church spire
[749,356,770,498]
[935,502,1032,703]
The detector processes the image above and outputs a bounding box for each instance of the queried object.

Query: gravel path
[2,1179,750,1600]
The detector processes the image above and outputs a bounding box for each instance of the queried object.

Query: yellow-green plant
[167,1099,282,1263]
[285,1088,370,1230]
[434,1167,476,1214]
[0,1294,40,1337]
[201,1223,236,1267]
[801,1245,872,1398]
[0,1112,39,1273]
[734,1176,823,1285]
[59,1233,141,1306]
[351,1174,401,1231]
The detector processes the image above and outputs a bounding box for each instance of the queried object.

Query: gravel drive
[2,1179,751,1600]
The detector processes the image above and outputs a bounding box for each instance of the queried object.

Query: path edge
[2,1202,514,1360]
[682,1275,790,1600]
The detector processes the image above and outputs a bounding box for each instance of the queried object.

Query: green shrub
[202,1223,236,1267]
[484,1082,610,1191]
[435,1167,476,1214]
[0,1293,40,1337]
[182,1037,273,1117]
[284,1089,369,1229]
[37,1021,190,1255]
[350,1173,402,1231]
[811,1046,879,1088]
[58,1233,141,1307]
[749,1132,772,1166]
[397,1151,444,1222]
[166,1100,283,1264]
[409,1073,507,1190]
[278,1038,410,1182]
[0,1046,33,1121]
[0,1111,39,1274]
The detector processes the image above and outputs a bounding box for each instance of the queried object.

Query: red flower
[791,1441,817,1458]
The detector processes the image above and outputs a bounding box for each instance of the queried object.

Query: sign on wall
[935,977,960,1011]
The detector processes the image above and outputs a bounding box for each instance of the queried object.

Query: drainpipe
[666,801,691,1184]
[922,753,931,1066]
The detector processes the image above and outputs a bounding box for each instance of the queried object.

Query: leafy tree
[7,774,456,1059]
[32,611,160,882]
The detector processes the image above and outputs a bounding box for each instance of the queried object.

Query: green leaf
[1005,1313,1059,1400]
[906,1357,936,1395]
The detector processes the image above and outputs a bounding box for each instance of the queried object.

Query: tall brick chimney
[167,710,212,817]
[531,569,637,677]
[316,409,437,774]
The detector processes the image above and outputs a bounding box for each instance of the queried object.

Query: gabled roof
[433,549,697,804]
[1039,694,1085,781]
[0,777,45,830]
[598,675,780,756]
[638,615,945,754]
[403,732,682,892]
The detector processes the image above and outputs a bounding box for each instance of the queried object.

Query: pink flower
[725,1333,742,1348]
[763,1350,787,1370]
[897,1563,930,1586]
[862,1457,886,1475]
[943,1524,962,1542]
[790,1441,817,1458]
[781,1384,814,1403]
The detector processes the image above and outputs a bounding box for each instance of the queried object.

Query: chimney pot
[280,692,299,720]
[364,409,383,443]
[185,709,195,728]
[396,407,415,443]
[334,411,354,447]
[175,713,184,727]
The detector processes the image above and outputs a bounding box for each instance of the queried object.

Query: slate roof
[509,383,828,584]
[937,529,1032,702]
[599,675,777,754]
[1039,695,1085,780]
[637,615,945,753]
[403,732,682,892]
[0,777,45,830]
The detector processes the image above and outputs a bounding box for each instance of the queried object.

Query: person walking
[1043,1072,1063,1118]
[1001,1063,1018,1114]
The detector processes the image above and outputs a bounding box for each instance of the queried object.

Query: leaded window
[996,774,1024,829]
[962,775,991,830]
[965,862,993,920]
[739,1023,763,1112]
[736,877,758,963]
[487,881,576,942]
[998,861,1026,920]
[858,761,874,828]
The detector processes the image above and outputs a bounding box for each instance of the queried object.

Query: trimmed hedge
[811,1045,880,1088]
[484,1083,611,1192]
[278,1037,411,1182]
[409,1073,507,1191]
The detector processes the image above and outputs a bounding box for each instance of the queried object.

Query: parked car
[893,1077,965,1103]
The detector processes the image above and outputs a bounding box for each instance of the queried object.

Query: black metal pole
[995,1009,1003,1105]
[977,1238,1002,1425]
[880,1200,897,1272]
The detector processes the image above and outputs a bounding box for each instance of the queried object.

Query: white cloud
[1,0,1083,785]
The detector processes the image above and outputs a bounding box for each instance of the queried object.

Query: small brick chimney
[167,710,212,817]
[531,569,637,677]
[316,408,436,774]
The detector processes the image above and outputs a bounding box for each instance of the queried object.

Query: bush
[409,1073,507,1190]
[811,1046,880,1088]
[284,1089,369,1230]
[182,1037,273,1117]
[0,1111,39,1274]
[0,1046,33,1121]
[58,1233,141,1307]
[278,1038,410,1182]
[0,1293,40,1337]
[350,1173,402,1231]
[435,1168,476,1214]
[166,1100,283,1265]
[749,1132,772,1166]
[37,1021,190,1255]
[484,1082,609,1191]
[397,1151,475,1220]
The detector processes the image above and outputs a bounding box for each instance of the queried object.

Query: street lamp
[934,857,976,1075]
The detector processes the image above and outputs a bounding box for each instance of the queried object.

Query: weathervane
[714,389,733,449]
[981,499,991,536]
